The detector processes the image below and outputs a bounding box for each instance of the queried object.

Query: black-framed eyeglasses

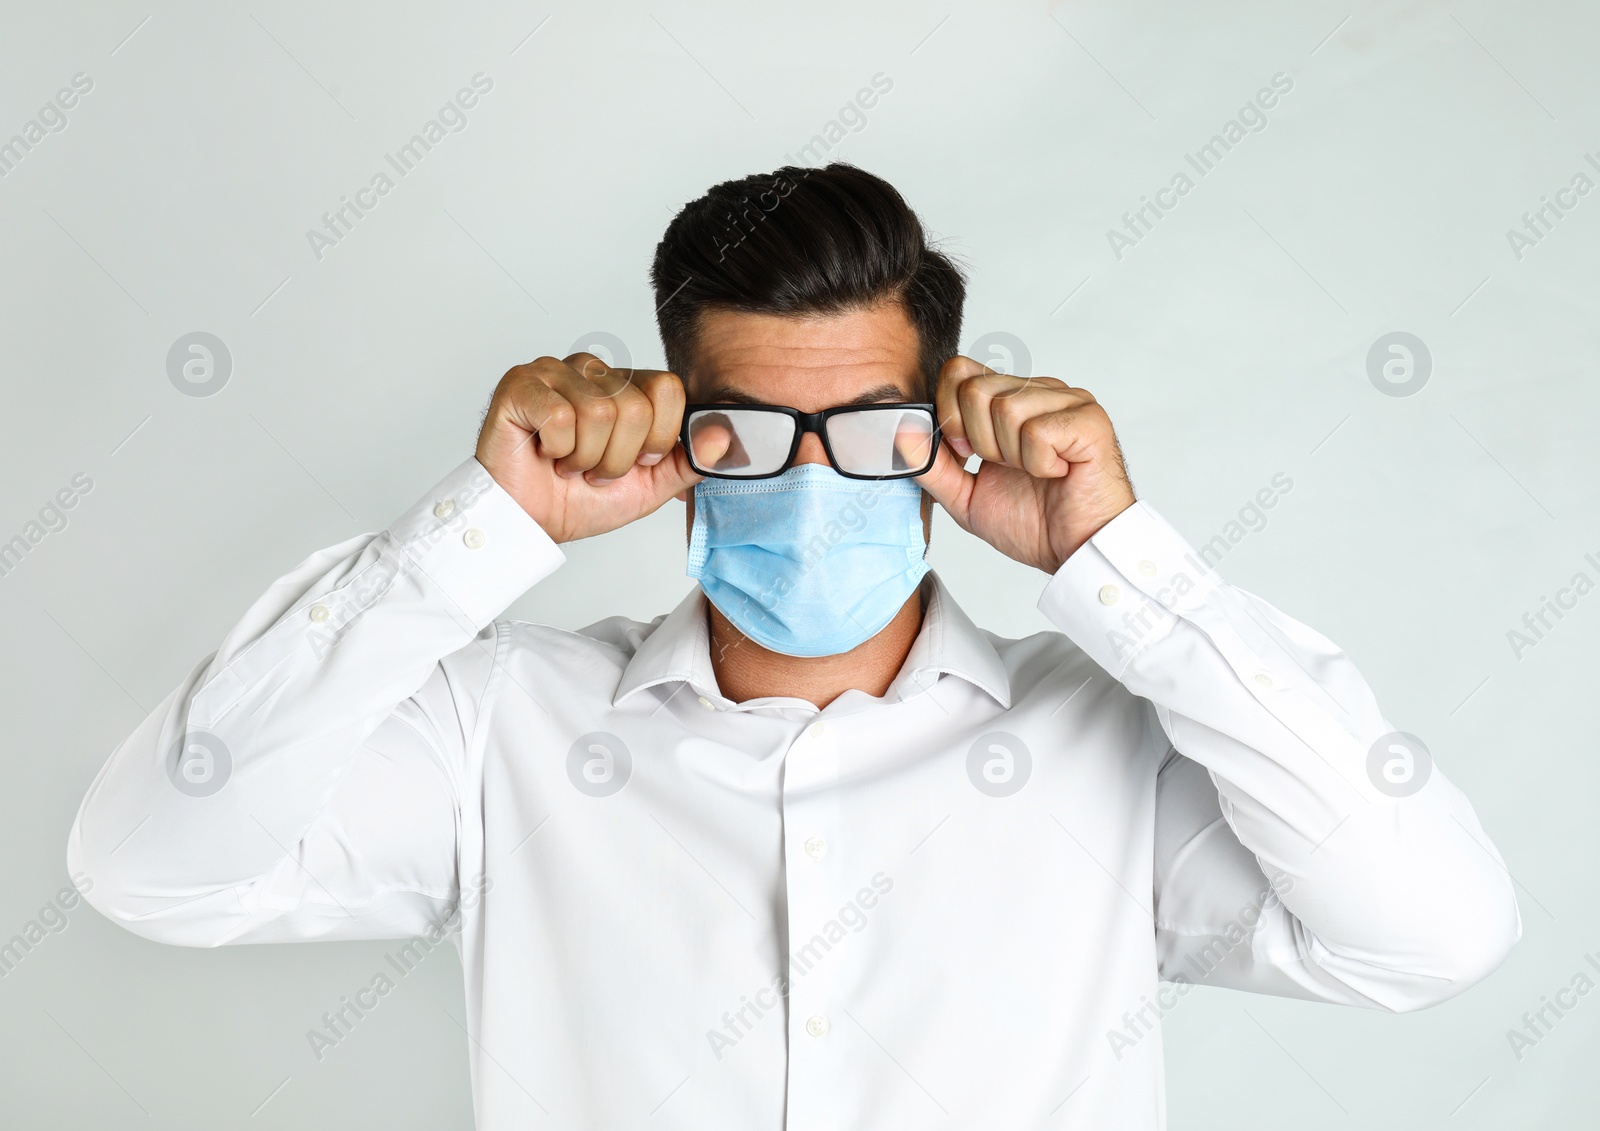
[681,403,940,480]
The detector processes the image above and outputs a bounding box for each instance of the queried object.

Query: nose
[794,430,830,468]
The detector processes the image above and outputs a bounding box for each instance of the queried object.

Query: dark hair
[650,163,965,399]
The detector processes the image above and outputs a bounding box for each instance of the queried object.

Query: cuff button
[1138,559,1158,577]
[433,499,456,518]
[463,528,486,549]
[308,604,330,622]
[1098,584,1120,605]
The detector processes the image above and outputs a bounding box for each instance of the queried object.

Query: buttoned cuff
[386,457,565,629]
[1037,501,1221,678]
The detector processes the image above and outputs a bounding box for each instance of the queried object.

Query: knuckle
[542,402,575,431]
[1071,404,1103,431]
[1019,414,1050,440]
[526,357,569,389]
[497,367,532,397]
[648,370,685,405]
[580,394,617,425]
[996,396,1033,427]
[615,390,652,428]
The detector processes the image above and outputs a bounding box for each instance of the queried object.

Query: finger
[562,350,614,384]
[990,378,1075,470]
[640,441,705,504]
[891,412,936,472]
[493,360,577,461]
[687,417,736,469]
[913,438,977,527]
[589,382,655,482]
[960,372,1030,464]
[634,370,686,466]
[545,362,625,477]
[1021,396,1115,477]
[1017,412,1075,478]
[935,355,994,459]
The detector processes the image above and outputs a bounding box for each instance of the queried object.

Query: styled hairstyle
[650,163,965,400]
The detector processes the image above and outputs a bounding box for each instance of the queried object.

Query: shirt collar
[611,572,1012,710]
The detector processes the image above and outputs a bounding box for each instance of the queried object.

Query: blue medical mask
[687,464,930,658]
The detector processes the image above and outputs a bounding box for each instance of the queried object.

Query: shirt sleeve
[66,457,563,947]
[1036,501,1521,1011]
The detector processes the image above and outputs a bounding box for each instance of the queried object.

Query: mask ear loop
[685,487,712,579]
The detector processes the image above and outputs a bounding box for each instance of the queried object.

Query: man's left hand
[915,356,1136,574]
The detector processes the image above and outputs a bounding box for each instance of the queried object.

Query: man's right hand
[474,353,703,543]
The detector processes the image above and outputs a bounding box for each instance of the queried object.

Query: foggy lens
[687,409,794,475]
[826,407,935,476]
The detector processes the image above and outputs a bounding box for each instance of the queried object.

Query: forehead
[686,301,921,410]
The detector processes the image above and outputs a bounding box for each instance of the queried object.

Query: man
[70,164,1518,1129]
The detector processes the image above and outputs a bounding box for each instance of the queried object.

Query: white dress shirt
[69,456,1520,1130]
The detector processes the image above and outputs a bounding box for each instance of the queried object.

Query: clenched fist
[474,353,707,543]
[915,356,1136,573]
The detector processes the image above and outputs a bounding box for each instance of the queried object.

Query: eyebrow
[693,382,912,407]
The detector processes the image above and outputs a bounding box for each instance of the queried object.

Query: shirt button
[1255,671,1274,689]
[463,528,486,549]
[1138,559,1158,577]
[805,1015,830,1038]
[808,721,826,738]
[1098,584,1120,605]
[696,695,715,710]
[433,499,456,518]
[308,604,330,622]
[804,837,827,859]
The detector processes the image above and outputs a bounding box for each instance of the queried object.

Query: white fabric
[68,456,1521,1130]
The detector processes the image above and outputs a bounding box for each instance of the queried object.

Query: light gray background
[2,0,1596,1127]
